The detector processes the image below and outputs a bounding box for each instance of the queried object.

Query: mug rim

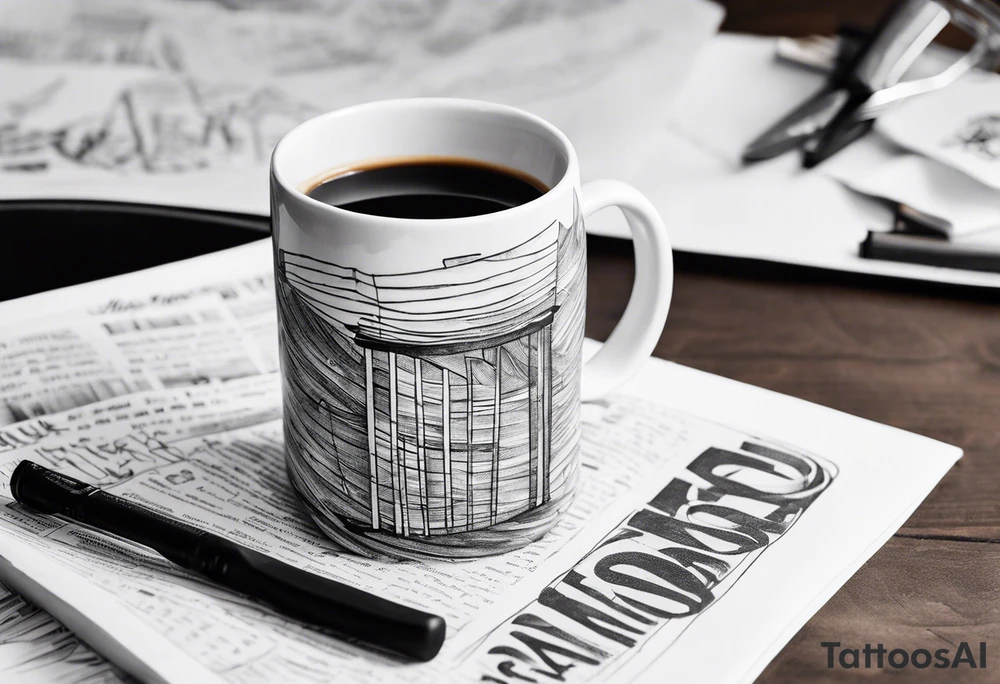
[270,97,578,227]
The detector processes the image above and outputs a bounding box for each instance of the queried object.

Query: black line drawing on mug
[276,193,585,558]
[945,113,1000,161]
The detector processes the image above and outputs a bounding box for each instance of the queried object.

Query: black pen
[9,461,446,662]
[860,231,1000,274]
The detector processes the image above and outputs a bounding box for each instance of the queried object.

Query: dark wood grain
[584,3,997,678]
[758,537,1000,682]
[717,0,975,49]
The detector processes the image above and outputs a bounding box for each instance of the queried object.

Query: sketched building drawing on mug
[276,194,585,558]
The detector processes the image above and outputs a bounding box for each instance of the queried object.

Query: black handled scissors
[743,0,999,168]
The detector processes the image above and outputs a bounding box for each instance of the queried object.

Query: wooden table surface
[582,4,999,680]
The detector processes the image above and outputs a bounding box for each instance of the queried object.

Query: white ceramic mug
[270,98,672,560]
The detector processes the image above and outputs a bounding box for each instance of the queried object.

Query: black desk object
[0,201,269,302]
[11,461,447,662]
[861,230,1000,273]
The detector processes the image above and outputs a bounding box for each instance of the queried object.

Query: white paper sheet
[0,580,130,684]
[877,72,1000,190]
[822,133,1000,236]
[0,241,961,683]
[0,265,277,428]
[0,243,279,684]
[0,0,722,213]
[585,33,1000,289]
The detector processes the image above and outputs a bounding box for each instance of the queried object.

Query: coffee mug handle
[580,180,673,402]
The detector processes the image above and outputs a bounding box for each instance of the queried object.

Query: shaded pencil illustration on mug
[276,193,586,559]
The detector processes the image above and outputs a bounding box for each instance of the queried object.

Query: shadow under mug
[270,98,672,560]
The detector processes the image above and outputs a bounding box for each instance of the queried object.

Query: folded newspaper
[0,240,961,683]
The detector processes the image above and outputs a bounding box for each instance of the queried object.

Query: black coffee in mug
[304,157,547,219]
